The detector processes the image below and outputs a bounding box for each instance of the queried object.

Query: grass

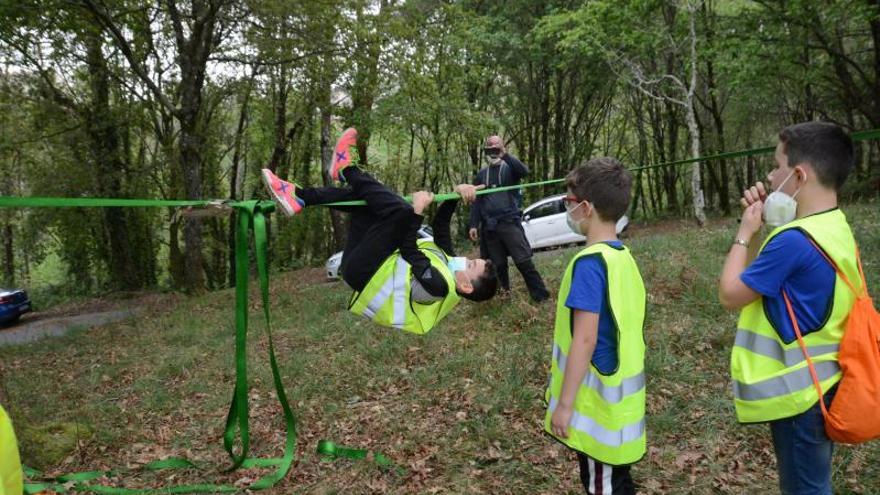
[1,200,879,494]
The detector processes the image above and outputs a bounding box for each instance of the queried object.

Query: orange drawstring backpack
[783,241,880,444]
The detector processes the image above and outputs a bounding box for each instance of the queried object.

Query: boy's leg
[769,388,836,495]
[341,206,416,292]
[340,167,411,218]
[577,453,636,495]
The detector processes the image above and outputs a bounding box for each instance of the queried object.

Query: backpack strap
[805,237,867,298]
[782,289,831,418]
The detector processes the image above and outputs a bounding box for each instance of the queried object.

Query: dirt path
[0,308,142,346]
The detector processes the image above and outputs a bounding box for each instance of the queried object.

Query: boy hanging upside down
[262,128,498,334]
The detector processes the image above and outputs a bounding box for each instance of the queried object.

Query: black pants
[577,453,636,495]
[297,168,412,292]
[482,219,549,301]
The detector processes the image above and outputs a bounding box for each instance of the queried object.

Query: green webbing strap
[10,198,295,493]
[316,440,400,472]
[320,126,880,206]
[0,197,213,208]
[321,177,567,206]
[222,200,297,489]
[629,127,880,172]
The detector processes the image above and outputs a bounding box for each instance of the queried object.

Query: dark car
[0,288,31,324]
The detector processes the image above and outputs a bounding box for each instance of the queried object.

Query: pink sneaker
[331,127,358,182]
[262,168,304,216]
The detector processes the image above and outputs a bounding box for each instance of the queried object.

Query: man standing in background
[469,135,549,302]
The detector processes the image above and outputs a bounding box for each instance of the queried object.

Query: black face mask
[483,147,502,158]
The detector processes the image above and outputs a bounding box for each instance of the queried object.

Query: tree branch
[79,0,179,117]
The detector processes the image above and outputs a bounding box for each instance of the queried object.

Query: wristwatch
[733,238,749,248]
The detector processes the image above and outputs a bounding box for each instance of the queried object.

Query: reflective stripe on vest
[734,360,840,401]
[734,329,839,367]
[547,397,646,447]
[731,209,858,423]
[553,344,645,404]
[544,243,646,465]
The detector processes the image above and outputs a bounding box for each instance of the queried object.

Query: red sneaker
[262,168,304,216]
[331,127,358,182]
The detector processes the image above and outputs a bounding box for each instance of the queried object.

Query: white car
[521,194,629,250]
[325,225,435,280]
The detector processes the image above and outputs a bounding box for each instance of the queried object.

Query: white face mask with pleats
[763,170,803,227]
[565,200,589,235]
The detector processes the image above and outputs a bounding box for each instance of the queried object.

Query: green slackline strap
[222,200,297,489]
[20,200,296,494]
[0,197,216,208]
[316,440,401,474]
[320,177,566,206]
[629,127,880,172]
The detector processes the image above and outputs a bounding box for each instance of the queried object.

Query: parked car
[521,194,629,250]
[0,288,31,325]
[325,225,435,280]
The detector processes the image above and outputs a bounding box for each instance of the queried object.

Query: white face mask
[565,201,588,235]
[447,256,467,273]
[763,170,803,227]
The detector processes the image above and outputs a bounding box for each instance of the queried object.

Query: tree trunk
[350,0,388,168]
[85,28,150,290]
[685,5,706,226]
[228,84,252,287]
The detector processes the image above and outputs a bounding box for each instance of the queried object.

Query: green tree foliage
[0,0,878,296]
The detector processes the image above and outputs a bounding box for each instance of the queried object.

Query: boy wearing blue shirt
[545,158,646,495]
[719,122,859,494]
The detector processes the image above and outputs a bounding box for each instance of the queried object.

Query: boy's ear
[455,271,474,294]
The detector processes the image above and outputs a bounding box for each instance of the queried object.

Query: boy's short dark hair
[779,122,855,190]
[565,157,632,222]
[459,261,497,302]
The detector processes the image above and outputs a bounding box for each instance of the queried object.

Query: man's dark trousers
[483,219,549,301]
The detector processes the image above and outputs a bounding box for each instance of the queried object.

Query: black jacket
[469,154,529,231]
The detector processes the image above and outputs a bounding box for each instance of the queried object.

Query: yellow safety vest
[732,209,860,423]
[544,242,647,465]
[0,405,23,495]
[349,240,461,334]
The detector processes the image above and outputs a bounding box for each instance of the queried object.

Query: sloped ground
[1,202,878,494]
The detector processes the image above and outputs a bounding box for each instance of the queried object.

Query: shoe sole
[262,169,295,217]
[331,128,357,181]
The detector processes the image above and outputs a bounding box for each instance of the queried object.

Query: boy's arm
[719,201,762,309]
[551,310,598,439]
[431,199,458,256]
[401,192,449,298]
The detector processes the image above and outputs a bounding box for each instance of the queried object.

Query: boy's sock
[331,127,358,182]
[262,168,305,216]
